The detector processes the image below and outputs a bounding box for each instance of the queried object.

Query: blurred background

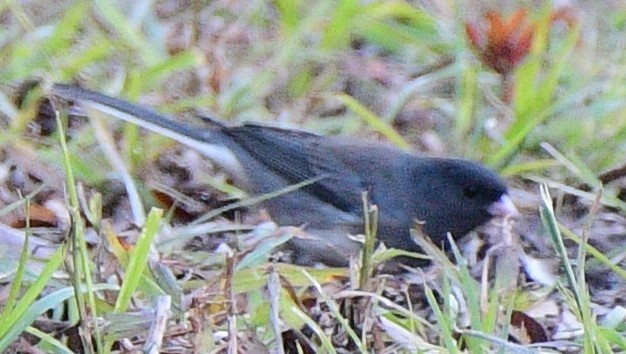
[2,0,624,178]
[2,1,626,352]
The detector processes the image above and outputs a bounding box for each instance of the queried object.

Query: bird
[42,82,518,267]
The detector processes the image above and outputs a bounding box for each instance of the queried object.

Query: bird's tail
[33,81,246,179]
[50,83,221,142]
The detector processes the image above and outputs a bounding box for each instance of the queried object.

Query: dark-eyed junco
[44,83,518,266]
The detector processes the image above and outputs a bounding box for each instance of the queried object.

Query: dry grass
[1,0,626,353]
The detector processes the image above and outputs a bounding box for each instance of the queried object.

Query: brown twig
[599,164,626,185]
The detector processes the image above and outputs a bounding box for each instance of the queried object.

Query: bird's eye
[463,186,478,199]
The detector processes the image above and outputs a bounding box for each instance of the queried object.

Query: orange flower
[465,9,535,75]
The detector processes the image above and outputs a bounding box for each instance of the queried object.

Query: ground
[1,0,626,353]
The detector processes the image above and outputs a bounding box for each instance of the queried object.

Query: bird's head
[412,158,518,245]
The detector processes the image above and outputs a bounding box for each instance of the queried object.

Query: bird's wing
[224,124,367,213]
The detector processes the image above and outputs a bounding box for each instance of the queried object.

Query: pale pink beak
[488,194,520,218]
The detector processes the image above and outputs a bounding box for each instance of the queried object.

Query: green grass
[1,0,626,352]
